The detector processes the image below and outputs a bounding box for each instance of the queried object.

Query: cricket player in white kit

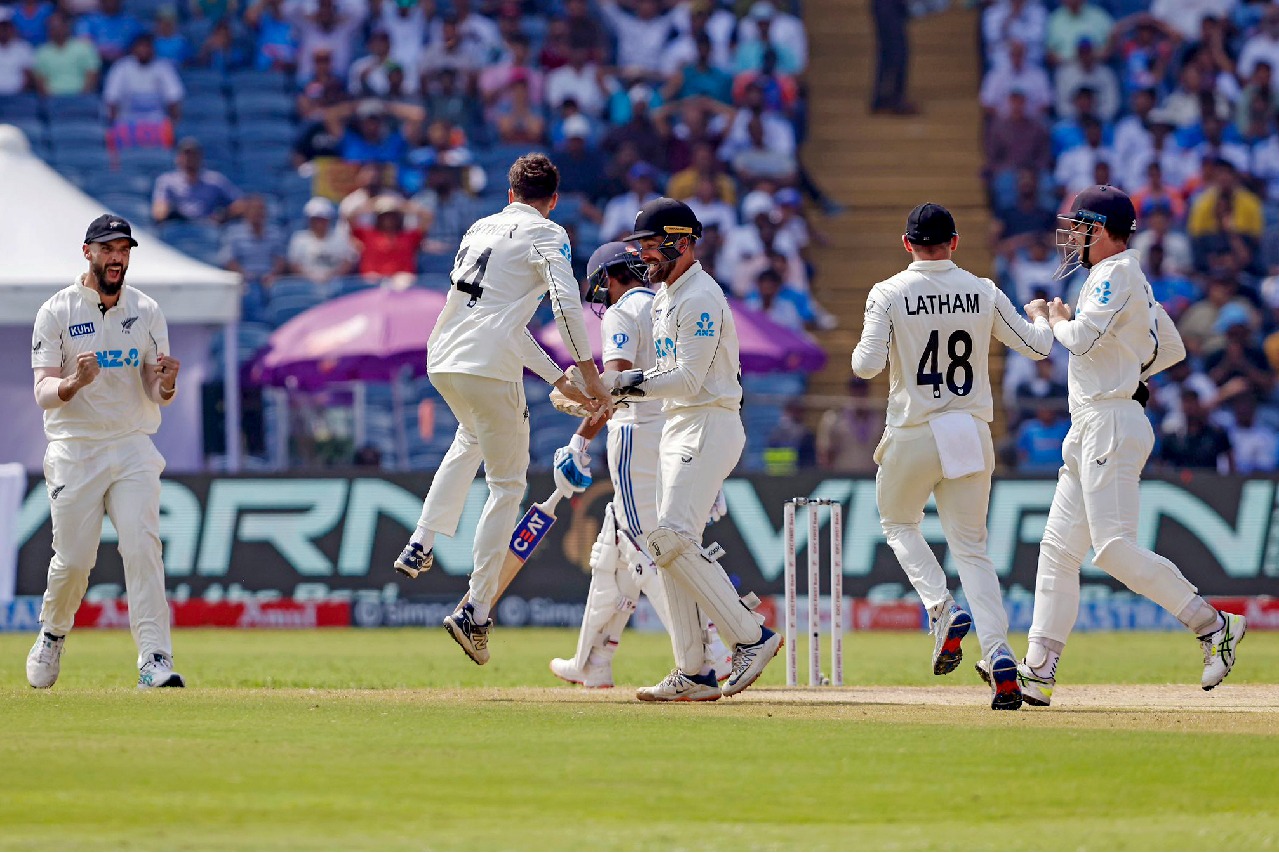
[608,198,782,701]
[851,203,1053,710]
[393,154,611,665]
[1011,185,1246,706]
[547,243,732,690]
[26,215,184,690]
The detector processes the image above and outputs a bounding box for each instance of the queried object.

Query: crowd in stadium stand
[981,0,1279,474]
[0,0,849,472]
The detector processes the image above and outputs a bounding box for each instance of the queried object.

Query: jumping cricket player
[27,214,184,690]
[548,242,731,690]
[393,153,611,665]
[851,203,1055,710]
[1009,185,1246,705]
[609,198,782,701]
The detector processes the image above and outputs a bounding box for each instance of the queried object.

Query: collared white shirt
[31,279,170,442]
[601,286,662,426]
[645,261,742,413]
[851,259,1055,428]
[428,202,591,384]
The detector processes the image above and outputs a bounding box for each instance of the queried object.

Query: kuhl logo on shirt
[69,322,95,338]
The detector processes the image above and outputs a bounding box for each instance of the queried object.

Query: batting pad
[647,527,762,648]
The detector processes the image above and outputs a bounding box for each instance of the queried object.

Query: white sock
[471,602,490,624]
[1025,639,1062,678]
[410,525,435,550]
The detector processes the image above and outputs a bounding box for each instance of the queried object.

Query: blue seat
[0,93,42,119]
[115,147,175,178]
[265,292,318,327]
[45,94,103,122]
[228,69,291,93]
[6,117,46,146]
[268,275,326,301]
[182,68,226,95]
[329,275,376,298]
[419,253,455,276]
[232,90,294,120]
[181,93,231,123]
[743,372,807,398]
[235,120,296,146]
[49,147,111,172]
[157,219,221,244]
[46,121,107,148]
[98,192,152,224]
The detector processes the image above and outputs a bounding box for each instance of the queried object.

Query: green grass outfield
[1,629,1277,851]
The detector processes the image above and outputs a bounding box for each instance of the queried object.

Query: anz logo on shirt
[694,312,716,337]
[1089,280,1113,306]
[655,337,676,359]
[95,348,141,368]
[560,243,571,263]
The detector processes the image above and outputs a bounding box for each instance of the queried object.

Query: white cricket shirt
[600,286,662,427]
[851,259,1055,428]
[31,279,170,442]
[428,202,593,384]
[1053,248,1185,414]
[645,262,742,414]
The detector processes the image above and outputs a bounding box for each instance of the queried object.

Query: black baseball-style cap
[1068,184,1137,235]
[84,214,139,247]
[622,197,703,241]
[905,203,957,245]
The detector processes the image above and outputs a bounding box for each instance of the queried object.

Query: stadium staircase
[802,0,1004,434]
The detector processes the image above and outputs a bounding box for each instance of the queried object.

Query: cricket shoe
[929,597,971,675]
[973,647,1023,711]
[26,631,65,689]
[393,542,433,579]
[444,603,491,665]
[549,657,614,688]
[137,653,185,689]
[1200,611,1246,691]
[636,669,721,702]
[707,628,733,683]
[722,626,783,697]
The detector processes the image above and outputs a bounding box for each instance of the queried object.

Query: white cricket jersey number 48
[916,329,974,399]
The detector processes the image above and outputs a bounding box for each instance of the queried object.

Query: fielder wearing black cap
[1055,184,1136,279]
[621,197,702,283]
[84,214,140,248]
[904,203,957,246]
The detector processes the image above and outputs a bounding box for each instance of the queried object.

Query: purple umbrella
[534,299,826,374]
[249,286,447,390]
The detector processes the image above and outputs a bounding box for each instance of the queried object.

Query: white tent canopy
[0,125,241,326]
[0,125,242,472]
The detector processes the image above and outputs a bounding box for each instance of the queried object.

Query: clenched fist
[156,354,181,394]
[70,351,100,389]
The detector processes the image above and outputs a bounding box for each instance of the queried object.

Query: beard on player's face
[91,259,127,295]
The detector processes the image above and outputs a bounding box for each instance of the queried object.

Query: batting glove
[553,444,592,494]
[706,488,727,527]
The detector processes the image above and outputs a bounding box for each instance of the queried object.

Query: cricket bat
[460,486,573,609]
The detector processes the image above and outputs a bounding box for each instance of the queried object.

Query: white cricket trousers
[569,420,675,670]
[41,433,171,666]
[417,371,530,609]
[1029,400,1200,646]
[875,419,1011,660]
[655,407,761,667]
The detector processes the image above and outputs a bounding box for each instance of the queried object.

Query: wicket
[782,498,843,687]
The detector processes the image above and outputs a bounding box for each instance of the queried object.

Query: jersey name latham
[903,292,981,316]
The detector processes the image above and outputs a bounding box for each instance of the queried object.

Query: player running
[394,153,612,665]
[27,215,184,690]
[850,203,1055,710]
[607,198,781,701]
[1000,185,1246,705]
[547,243,731,690]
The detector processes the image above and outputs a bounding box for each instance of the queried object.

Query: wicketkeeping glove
[612,368,646,398]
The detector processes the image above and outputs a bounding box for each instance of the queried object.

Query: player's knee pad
[646,527,694,569]
[1092,537,1197,603]
[589,503,621,578]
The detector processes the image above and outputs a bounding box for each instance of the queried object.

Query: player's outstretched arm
[990,285,1054,360]
[850,284,890,379]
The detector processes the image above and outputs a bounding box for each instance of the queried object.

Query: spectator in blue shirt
[341,99,409,164]
[1016,405,1071,472]
[152,7,191,67]
[663,34,733,104]
[11,0,53,46]
[219,195,288,287]
[745,267,817,332]
[152,137,244,223]
[75,0,145,63]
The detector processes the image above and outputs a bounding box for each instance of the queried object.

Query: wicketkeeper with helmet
[605,198,783,701]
